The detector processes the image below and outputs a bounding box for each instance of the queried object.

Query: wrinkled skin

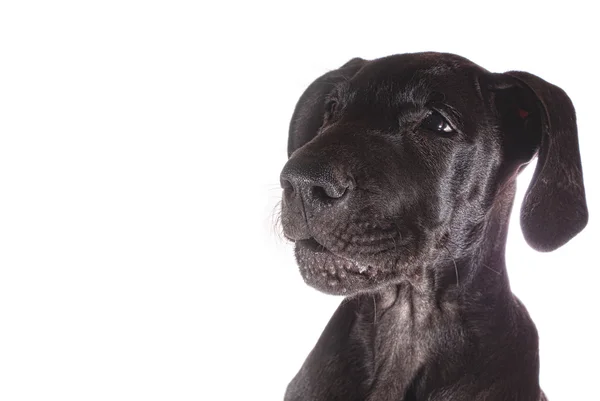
[279,53,587,401]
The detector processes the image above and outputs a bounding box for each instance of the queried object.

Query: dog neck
[357,179,525,399]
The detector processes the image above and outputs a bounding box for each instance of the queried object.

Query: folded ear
[288,58,366,157]
[495,71,588,252]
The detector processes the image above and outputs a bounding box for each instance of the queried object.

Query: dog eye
[420,111,454,134]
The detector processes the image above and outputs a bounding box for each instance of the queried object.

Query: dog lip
[297,237,328,252]
[295,238,374,276]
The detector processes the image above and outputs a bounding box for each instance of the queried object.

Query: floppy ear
[288,58,366,157]
[493,71,588,252]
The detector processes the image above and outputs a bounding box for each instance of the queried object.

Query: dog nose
[280,161,353,206]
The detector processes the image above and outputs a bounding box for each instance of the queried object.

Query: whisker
[482,263,502,276]
[392,221,403,245]
[269,200,286,243]
[267,185,283,191]
[442,243,459,286]
[372,293,377,326]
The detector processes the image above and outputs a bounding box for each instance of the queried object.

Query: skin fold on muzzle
[279,52,587,401]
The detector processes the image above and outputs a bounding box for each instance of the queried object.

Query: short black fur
[279,52,587,401]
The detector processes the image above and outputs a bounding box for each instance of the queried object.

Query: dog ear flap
[497,71,588,252]
[288,58,366,157]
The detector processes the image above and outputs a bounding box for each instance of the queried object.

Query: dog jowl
[279,53,587,401]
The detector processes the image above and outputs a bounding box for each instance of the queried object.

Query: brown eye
[420,111,454,134]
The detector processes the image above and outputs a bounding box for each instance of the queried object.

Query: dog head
[280,52,587,295]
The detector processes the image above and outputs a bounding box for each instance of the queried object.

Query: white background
[1,1,598,400]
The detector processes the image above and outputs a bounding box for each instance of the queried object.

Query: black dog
[279,52,587,401]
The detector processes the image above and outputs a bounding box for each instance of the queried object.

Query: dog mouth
[294,237,383,295]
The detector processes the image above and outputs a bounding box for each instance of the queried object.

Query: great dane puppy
[279,52,587,401]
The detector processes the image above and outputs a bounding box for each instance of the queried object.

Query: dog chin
[294,238,392,295]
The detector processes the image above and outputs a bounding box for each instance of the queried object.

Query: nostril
[311,183,349,202]
[281,177,294,192]
[281,159,354,205]
[281,179,296,205]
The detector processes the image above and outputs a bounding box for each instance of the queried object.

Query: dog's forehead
[356,52,481,83]
[348,52,484,102]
